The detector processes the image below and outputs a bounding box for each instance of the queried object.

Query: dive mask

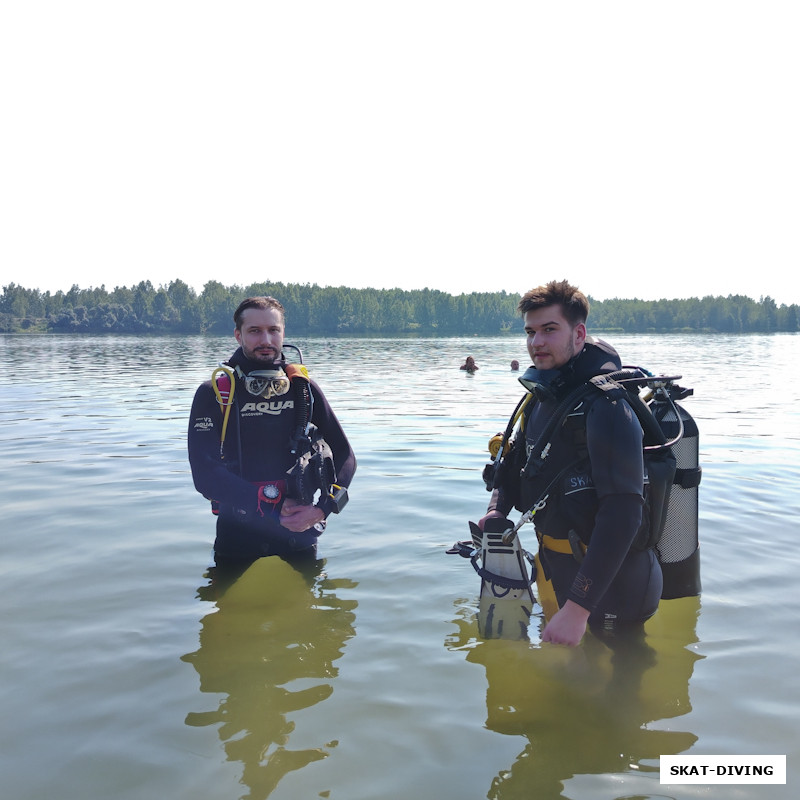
[242,368,291,399]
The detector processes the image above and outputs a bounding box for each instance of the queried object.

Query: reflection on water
[181,557,357,800]
[2,332,799,800]
[447,597,702,799]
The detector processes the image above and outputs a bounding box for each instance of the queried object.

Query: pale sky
[2,1,798,304]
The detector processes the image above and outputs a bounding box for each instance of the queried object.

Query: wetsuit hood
[572,336,622,380]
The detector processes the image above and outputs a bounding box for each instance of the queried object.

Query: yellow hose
[488,393,532,456]
[211,365,236,457]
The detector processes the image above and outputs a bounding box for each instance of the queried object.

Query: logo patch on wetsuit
[565,471,594,494]
[193,416,214,431]
[570,572,592,598]
[240,400,295,416]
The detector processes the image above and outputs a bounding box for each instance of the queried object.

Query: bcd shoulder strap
[211,362,315,456]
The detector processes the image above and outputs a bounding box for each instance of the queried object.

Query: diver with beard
[479,280,662,646]
[188,296,356,566]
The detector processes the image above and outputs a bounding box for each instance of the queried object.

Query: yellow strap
[539,533,586,555]
[534,551,560,620]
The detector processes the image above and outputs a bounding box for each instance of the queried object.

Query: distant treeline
[1,279,798,335]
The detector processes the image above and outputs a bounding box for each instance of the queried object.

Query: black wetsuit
[491,340,662,628]
[188,348,356,562]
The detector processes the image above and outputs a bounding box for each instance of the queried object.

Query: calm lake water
[1,332,798,800]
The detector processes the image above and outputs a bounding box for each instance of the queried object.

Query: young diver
[476,281,670,646]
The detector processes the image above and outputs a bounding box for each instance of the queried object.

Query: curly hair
[517,280,589,327]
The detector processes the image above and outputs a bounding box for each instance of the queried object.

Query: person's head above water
[233,296,286,365]
[518,280,588,371]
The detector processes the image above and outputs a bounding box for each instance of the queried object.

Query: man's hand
[541,600,591,646]
[477,510,507,531]
[280,498,325,532]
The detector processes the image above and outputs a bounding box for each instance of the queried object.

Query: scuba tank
[650,385,702,599]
